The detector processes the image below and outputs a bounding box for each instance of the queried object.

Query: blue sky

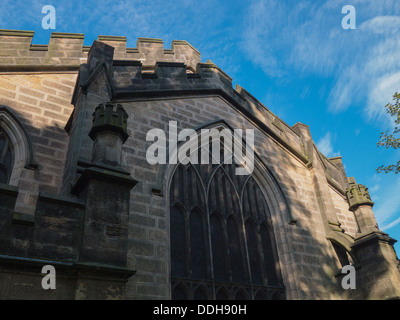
[1,0,400,250]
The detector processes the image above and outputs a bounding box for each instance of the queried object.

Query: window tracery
[170,144,285,300]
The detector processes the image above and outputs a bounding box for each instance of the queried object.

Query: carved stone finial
[345,177,374,211]
[88,102,129,166]
[89,102,129,143]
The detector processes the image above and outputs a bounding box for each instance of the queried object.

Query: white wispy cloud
[374,176,400,231]
[381,217,400,231]
[329,15,400,125]
[366,71,400,127]
[316,132,340,158]
[242,0,400,127]
[242,0,346,78]
[0,0,43,28]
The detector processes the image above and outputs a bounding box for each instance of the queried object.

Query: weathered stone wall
[114,96,345,299]
[57,39,354,299]
[0,29,399,300]
[0,73,75,215]
[329,186,359,238]
[0,30,204,300]
[0,29,201,212]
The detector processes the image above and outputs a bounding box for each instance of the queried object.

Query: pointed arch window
[169,125,285,300]
[210,213,228,282]
[0,106,36,186]
[189,208,207,279]
[0,127,13,184]
[331,241,354,268]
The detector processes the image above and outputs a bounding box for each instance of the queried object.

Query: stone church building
[0,29,399,300]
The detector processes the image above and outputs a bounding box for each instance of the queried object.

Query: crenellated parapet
[0,29,200,71]
[0,30,86,68]
[70,40,309,172]
[0,29,350,194]
[66,39,352,194]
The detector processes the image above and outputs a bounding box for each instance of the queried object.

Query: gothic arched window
[0,106,37,186]
[331,241,354,268]
[0,127,13,184]
[169,129,285,300]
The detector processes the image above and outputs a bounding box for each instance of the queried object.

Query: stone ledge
[77,158,131,176]
[138,37,163,44]
[29,44,48,51]
[0,65,81,72]
[98,35,127,42]
[172,40,201,55]
[0,29,34,37]
[51,32,84,39]
[352,230,396,249]
[0,254,136,280]
[38,192,86,208]
[71,166,138,196]
[11,212,34,226]
[0,183,18,195]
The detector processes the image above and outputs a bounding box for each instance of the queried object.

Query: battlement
[70,39,312,176]
[89,51,348,193]
[0,29,348,194]
[0,29,201,71]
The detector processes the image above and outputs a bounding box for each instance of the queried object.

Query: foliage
[377,92,400,174]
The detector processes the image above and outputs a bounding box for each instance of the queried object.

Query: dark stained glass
[170,206,187,277]
[227,216,244,283]
[193,286,210,300]
[210,213,228,281]
[172,284,188,300]
[169,140,284,300]
[0,128,13,184]
[260,223,278,286]
[245,219,263,285]
[189,209,207,278]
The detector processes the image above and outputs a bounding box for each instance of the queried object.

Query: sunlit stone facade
[0,29,399,300]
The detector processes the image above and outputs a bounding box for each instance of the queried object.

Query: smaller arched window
[171,283,189,300]
[0,127,13,184]
[0,106,36,186]
[331,242,354,268]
